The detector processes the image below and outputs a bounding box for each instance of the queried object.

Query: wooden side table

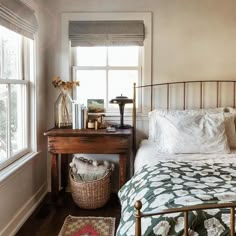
[44,128,133,196]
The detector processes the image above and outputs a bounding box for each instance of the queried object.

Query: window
[61,12,152,114]
[72,46,141,111]
[0,25,33,169]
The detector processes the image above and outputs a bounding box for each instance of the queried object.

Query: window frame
[71,46,142,113]
[61,12,152,115]
[0,30,34,170]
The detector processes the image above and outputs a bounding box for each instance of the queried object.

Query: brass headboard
[132,80,236,152]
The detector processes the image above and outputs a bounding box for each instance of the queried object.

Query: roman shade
[0,0,38,39]
[69,20,145,47]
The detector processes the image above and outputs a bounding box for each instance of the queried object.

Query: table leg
[61,154,68,191]
[51,153,59,198]
[119,153,127,188]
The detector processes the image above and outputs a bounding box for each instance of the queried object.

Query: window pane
[76,70,106,106]
[75,47,106,66]
[0,25,22,80]
[0,84,7,162]
[108,46,139,66]
[108,70,138,108]
[10,84,27,156]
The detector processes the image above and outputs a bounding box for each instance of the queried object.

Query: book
[72,101,81,129]
[72,101,89,129]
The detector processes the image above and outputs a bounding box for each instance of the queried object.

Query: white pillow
[154,112,230,154]
[149,108,236,149]
[224,113,236,148]
[149,109,204,142]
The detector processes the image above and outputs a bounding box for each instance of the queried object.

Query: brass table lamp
[109,95,133,129]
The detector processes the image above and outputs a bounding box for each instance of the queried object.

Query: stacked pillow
[69,157,114,181]
[148,108,236,154]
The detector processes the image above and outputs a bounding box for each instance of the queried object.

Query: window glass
[0,84,7,162]
[75,47,106,66]
[108,46,139,66]
[0,25,21,80]
[108,70,138,108]
[73,46,140,111]
[10,84,27,156]
[76,70,106,106]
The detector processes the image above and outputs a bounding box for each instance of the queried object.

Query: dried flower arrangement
[52,76,80,91]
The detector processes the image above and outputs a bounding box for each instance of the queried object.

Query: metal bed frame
[131,80,236,236]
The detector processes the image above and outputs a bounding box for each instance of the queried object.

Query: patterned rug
[58,215,116,236]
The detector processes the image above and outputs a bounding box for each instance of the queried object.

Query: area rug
[58,215,116,236]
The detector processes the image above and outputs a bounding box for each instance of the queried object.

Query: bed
[116,81,236,236]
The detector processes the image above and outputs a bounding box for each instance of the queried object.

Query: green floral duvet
[116,161,236,236]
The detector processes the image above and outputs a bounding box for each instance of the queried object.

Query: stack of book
[72,101,88,129]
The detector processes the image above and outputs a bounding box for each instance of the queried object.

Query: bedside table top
[44,127,133,137]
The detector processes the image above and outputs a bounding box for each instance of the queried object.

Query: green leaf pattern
[117,161,236,236]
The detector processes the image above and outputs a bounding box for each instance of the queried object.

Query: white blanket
[134,139,236,173]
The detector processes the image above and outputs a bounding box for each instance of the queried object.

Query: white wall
[0,0,48,235]
[42,0,236,125]
[40,0,236,190]
[155,0,236,83]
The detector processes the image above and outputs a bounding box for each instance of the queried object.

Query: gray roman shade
[0,0,38,39]
[69,20,145,47]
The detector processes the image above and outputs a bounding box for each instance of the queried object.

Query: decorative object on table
[94,119,98,130]
[69,157,114,209]
[96,114,106,128]
[106,126,116,133]
[109,94,133,129]
[72,100,80,129]
[52,76,79,128]
[87,99,105,113]
[58,215,116,236]
[87,114,106,129]
[72,102,88,129]
[99,114,106,128]
[87,119,95,129]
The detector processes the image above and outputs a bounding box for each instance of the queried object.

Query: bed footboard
[134,201,142,236]
[134,200,236,236]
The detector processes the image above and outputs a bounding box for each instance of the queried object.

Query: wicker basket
[69,169,112,209]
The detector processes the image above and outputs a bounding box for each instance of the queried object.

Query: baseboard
[0,183,48,236]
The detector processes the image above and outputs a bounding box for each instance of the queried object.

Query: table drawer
[48,136,130,154]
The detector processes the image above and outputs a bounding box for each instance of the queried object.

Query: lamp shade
[110,95,133,104]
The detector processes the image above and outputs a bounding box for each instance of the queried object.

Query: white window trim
[61,12,152,115]
[0,38,37,171]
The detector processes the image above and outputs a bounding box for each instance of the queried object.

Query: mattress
[134,139,236,173]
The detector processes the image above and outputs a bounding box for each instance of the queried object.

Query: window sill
[0,151,40,183]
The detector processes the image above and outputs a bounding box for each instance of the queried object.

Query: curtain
[69,20,145,47]
[0,0,38,39]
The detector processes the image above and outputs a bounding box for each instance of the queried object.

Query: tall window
[72,46,141,111]
[62,13,151,114]
[0,25,33,169]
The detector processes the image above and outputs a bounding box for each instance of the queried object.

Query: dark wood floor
[16,192,121,236]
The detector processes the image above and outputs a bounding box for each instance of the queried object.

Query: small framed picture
[87,99,105,113]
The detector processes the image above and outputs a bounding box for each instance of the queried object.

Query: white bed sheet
[134,139,236,173]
